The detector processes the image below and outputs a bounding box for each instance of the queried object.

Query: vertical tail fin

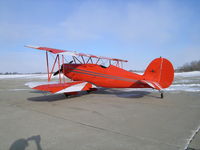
[143,57,174,89]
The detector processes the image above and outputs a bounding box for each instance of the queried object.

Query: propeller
[53,60,73,76]
[53,65,63,76]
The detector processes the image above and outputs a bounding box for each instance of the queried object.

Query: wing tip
[25,45,40,49]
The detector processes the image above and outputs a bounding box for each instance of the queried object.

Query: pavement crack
[66,106,105,117]
[184,123,200,150]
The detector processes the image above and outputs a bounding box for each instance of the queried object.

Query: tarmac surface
[0,79,200,150]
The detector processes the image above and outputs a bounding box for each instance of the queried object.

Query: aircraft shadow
[27,88,161,102]
[27,92,87,102]
[29,91,49,94]
[28,94,67,102]
[94,88,161,99]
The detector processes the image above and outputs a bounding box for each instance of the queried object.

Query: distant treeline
[0,72,19,75]
[176,60,200,72]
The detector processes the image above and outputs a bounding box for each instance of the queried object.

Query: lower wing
[25,81,97,94]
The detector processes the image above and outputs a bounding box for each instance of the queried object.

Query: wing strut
[46,52,63,83]
[57,54,62,83]
[46,51,50,82]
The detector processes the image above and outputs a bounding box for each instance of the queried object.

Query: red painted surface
[32,58,174,94]
[26,46,66,54]
[62,57,174,89]
[143,58,174,88]
[25,45,128,62]
[33,81,83,93]
[25,46,174,94]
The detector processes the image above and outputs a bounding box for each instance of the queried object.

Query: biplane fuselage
[63,64,148,88]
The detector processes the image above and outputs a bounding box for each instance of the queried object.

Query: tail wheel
[161,93,164,99]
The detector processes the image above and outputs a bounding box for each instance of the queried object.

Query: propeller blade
[53,61,73,76]
[53,65,63,76]
[53,70,61,76]
[69,60,73,64]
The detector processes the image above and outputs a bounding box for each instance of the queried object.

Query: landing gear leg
[64,92,78,98]
[86,88,98,94]
[159,91,164,99]
[87,90,92,94]
[161,93,164,99]
[64,93,69,98]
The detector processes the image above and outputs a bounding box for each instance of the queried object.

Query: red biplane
[25,46,174,98]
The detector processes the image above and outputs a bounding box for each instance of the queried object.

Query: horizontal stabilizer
[140,80,163,90]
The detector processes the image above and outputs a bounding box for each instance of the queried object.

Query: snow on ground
[175,71,200,77]
[0,74,46,79]
[0,74,59,79]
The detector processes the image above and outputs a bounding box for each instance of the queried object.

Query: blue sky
[0,0,200,73]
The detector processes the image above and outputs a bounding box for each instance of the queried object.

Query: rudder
[143,57,174,89]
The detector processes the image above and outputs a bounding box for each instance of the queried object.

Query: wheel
[161,93,164,99]
[87,90,92,93]
[64,93,70,98]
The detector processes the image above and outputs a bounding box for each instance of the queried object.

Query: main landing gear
[64,88,98,98]
[87,88,98,94]
[64,92,78,98]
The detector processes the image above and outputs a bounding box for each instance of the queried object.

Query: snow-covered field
[169,71,200,92]
[0,71,200,92]
[0,74,48,79]
[175,71,200,77]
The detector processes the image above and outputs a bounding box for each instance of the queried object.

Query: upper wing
[25,45,66,54]
[25,45,128,62]
[25,81,97,94]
